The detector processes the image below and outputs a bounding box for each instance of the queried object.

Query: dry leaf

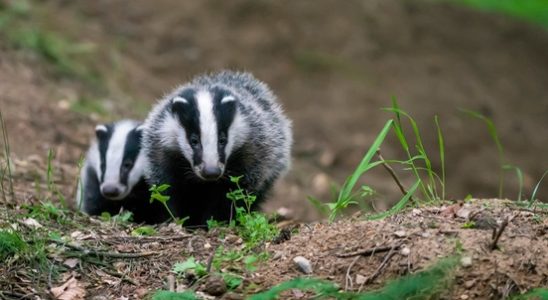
[50,277,86,300]
[63,258,80,269]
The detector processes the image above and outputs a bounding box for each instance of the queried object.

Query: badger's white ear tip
[172,96,188,104]
[221,96,236,104]
[135,124,146,132]
[95,125,108,133]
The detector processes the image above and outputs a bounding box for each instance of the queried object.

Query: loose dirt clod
[204,275,227,296]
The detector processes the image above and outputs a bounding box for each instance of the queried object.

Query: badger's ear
[220,95,236,104]
[135,124,146,132]
[171,96,188,114]
[95,124,108,139]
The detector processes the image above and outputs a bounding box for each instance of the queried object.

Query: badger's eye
[122,160,134,170]
[189,135,200,147]
[219,135,228,147]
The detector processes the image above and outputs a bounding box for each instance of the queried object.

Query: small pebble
[394,230,407,238]
[464,279,476,288]
[460,256,473,268]
[400,247,411,256]
[293,256,313,274]
[412,208,422,216]
[460,294,469,300]
[355,274,367,285]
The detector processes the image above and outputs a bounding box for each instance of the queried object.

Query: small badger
[142,70,292,226]
[76,120,168,224]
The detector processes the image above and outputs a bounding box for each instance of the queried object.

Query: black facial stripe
[170,89,202,165]
[97,124,114,182]
[119,126,143,185]
[212,87,237,163]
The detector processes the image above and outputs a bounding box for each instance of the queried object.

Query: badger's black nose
[101,184,121,198]
[202,166,222,180]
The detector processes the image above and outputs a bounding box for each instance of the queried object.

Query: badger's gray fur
[142,70,292,226]
[76,120,168,224]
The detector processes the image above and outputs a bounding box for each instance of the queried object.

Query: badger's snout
[194,163,224,181]
[100,182,127,200]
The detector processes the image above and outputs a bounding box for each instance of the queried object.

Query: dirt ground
[0,0,547,298]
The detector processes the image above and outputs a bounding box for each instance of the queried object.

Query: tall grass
[0,110,14,201]
[460,109,505,198]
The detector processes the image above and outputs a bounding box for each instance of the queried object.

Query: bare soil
[0,0,547,299]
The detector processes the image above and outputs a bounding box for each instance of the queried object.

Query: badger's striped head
[166,87,249,181]
[94,120,146,200]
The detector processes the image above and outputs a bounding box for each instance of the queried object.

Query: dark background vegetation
[1,0,547,220]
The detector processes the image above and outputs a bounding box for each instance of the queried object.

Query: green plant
[462,221,476,229]
[151,290,198,300]
[503,165,523,201]
[249,256,459,300]
[384,99,444,202]
[450,0,548,28]
[45,149,67,208]
[172,256,207,278]
[131,226,157,236]
[226,176,279,249]
[0,110,14,201]
[529,170,548,207]
[0,230,27,261]
[149,184,188,224]
[460,109,505,198]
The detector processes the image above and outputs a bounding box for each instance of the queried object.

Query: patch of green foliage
[451,0,548,28]
[512,288,548,300]
[226,175,279,250]
[149,184,188,225]
[172,256,208,278]
[131,225,157,236]
[250,256,459,300]
[151,290,198,300]
[0,230,27,261]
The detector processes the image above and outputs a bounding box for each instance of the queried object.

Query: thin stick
[376,150,415,204]
[167,275,176,292]
[344,255,361,291]
[491,218,509,251]
[365,244,398,284]
[50,239,155,258]
[336,244,400,258]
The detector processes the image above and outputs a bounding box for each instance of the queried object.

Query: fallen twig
[344,255,361,291]
[104,235,192,243]
[491,218,509,251]
[365,244,398,284]
[376,150,415,204]
[336,244,400,258]
[50,239,155,258]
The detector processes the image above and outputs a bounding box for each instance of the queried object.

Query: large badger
[76,120,168,224]
[142,71,292,226]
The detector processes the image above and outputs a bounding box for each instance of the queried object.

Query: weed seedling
[149,184,189,225]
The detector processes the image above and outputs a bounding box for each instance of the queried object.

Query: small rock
[460,294,469,300]
[311,173,330,194]
[412,208,422,216]
[456,206,472,219]
[293,256,313,274]
[421,231,431,238]
[204,275,227,296]
[276,207,292,218]
[204,242,212,249]
[460,257,473,268]
[272,251,284,260]
[464,279,476,288]
[319,149,336,167]
[394,230,407,238]
[400,247,411,256]
[355,274,367,285]
[21,218,43,229]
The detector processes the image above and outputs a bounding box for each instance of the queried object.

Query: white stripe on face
[103,121,133,186]
[196,90,219,169]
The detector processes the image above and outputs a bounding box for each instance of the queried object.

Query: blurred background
[0,0,547,220]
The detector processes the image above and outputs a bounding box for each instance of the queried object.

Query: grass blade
[503,165,523,202]
[332,119,393,222]
[0,110,14,200]
[434,115,446,200]
[529,170,548,207]
[460,109,504,198]
[368,180,420,220]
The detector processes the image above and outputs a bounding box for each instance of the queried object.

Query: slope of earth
[0,199,546,299]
